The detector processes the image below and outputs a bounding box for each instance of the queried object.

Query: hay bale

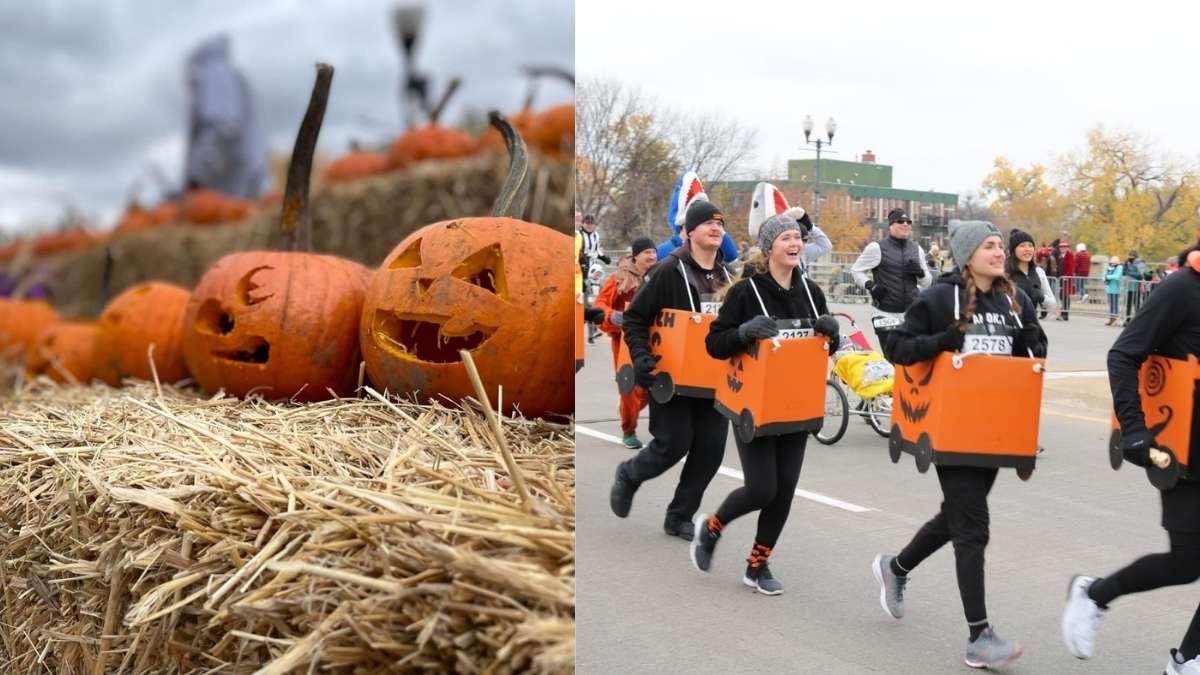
[0,379,574,673]
[38,154,574,318]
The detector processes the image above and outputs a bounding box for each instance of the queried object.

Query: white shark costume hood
[667,171,708,233]
[748,181,808,238]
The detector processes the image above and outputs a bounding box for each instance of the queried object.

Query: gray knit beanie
[948,219,1002,269]
[757,213,803,255]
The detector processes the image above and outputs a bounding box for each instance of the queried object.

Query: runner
[592,238,657,449]
[870,219,1046,669]
[689,213,839,595]
[610,199,733,541]
[1005,228,1055,340]
[850,208,932,360]
[1061,239,1200,674]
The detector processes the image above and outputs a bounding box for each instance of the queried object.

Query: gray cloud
[0,0,573,234]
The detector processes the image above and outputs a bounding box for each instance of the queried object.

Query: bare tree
[958,190,995,221]
[668,111,757,185]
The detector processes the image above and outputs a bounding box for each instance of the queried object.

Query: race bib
[775,318,813,340]
[964,333,1013,355]
[871,315,903,331]
[699,293,721,315]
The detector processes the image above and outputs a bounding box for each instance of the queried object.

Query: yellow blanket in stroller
[833,351,894,400]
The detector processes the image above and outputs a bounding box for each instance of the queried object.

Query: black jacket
[623,243,731,363]
[1108,263,1200,447]
[705,269,829,360]
[890,272,1048,366]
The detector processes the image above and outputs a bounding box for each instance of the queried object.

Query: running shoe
[872,554,907,619]
[1062,575,1104,659]
[965,626,1023,669]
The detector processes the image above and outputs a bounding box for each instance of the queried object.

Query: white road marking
[576,424,876,514]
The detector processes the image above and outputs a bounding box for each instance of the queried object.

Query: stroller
[814,313,895,445]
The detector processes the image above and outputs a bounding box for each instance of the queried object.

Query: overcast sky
[578,0,1200,200]
[0,0,573,235]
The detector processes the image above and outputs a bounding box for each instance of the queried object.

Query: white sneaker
[1165,648,1200,675]
[1062,575,1104,659]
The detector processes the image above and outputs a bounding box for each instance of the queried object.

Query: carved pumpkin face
[95,282,191,386]
[324,151,390,183]
[0,299,59,358]
[897,362,935,424]
[26,320,99,384]
[387,125,479,170]
[182,251,370,401]
[360,216,573,418]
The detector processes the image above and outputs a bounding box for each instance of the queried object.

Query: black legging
[895,465,998,627]
[1089,531,1200,659]
[714,431,807,548]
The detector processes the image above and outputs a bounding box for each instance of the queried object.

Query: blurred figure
[184,35,268,199]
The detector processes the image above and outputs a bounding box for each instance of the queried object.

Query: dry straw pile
[0,372,575,673]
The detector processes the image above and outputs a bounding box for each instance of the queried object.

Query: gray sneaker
[1061,575,1103,659]
[965,626,1023,669]
[872,554,906,619]
[743,562,783,595]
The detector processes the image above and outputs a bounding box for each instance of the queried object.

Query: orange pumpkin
[360,112,572,418]
[181,64,370,402]
[183,189,252,225]
[26,320,99,384]
[94,282,192,386]
[324,150,390,183]
[388,125,478,170]
[480,109,536,152]
[526,104,574,157]
[113,202,156,236]
[0,299,59,357]
[31,228,95,257]
[149,201,181,226]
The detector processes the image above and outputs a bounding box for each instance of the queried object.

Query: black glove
[937,325,965,353]
[584,307,605,324]
[633,353,659,389]
[1121,429,1155,468]
[738,315,779,342]
[598,254,612,265]
[813,314,839,346]
[797,212,814,233]
[866,281,887,302]
[904,258,924,278]
[611,310,624,327]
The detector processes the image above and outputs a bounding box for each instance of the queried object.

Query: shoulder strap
[677,262,697,312]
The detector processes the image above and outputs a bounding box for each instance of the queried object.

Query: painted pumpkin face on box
[898,362,934,424]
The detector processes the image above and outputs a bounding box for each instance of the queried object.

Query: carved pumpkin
[526,104,574,157]
[183,189,252,225]
[94,282,191,386]
[181,63,370,402]
[324,150,390,183]
[361,112,572,418]
[0,299,59,357]
[26,320,99,384]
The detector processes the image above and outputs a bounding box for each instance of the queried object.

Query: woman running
[1061,240,1200,674]
[689,214,839,595]
[870,220,1046,669]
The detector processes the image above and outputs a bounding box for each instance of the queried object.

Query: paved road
[576,303,1192,674]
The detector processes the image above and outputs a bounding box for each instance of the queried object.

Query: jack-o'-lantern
[95,282,191,385]
[26,320,99,384]
[897,361,935,425]
[361,111,572,418]
[0,299,59,358]
[182,64,370,402]
[324,149,390,183]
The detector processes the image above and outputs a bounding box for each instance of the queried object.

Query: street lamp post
[391,0,428,131]
[802,115,837,225]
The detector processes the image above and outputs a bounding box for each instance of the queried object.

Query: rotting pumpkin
[95,282,192,386]
[0,299,59,359]
[181,63,370,402]
[26,320,100,384]
[360,111,572,419]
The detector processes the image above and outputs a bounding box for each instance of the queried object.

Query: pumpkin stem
[278,63,334,252]
[98,246,114,313]
[488,111,530,218]
[428,77,461,126]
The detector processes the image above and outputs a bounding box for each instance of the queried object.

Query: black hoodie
[705,268,829,360]
[623,242,732,362]
[890,271,1047,366]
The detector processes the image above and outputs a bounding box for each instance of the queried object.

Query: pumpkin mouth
[212,336,271,366]
[371,311,495,364]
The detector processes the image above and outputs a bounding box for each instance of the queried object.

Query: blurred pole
[391,0,427,131]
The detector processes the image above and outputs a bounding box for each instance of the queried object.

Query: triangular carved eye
[451,243,506,298]
[389,237,422,269]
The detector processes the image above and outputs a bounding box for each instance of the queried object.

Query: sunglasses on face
[894,219,913,225]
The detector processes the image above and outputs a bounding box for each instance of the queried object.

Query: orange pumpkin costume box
[714,328,829,442]
[1108,354,1199,490]
[615,309,724,403]
[889,352,1046,477]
